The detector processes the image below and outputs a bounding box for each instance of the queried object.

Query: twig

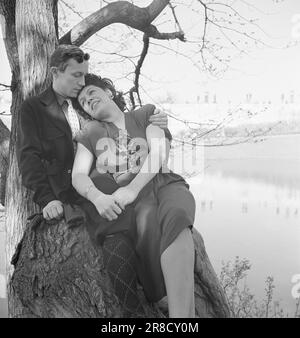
[0,83,11,89]
[133,33,150,106]
[168,2,184,33]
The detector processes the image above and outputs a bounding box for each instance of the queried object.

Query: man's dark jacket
[17,86,80,209]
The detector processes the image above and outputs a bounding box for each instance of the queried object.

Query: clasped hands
[93,186,138,221]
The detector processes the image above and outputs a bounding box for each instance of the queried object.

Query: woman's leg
[134,193,167,303]
[161,227,195,318]
[156,183,196,318]
[102,232,145,317]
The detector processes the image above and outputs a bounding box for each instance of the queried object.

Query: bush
[219,256,299,318]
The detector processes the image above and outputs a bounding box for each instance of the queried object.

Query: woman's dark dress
[76,104,195,302]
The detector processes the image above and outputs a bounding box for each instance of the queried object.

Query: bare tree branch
[0,83,11,89]
[196,0,208,51]
[59,0,185,46]
[129,87,136,109]
[132,33,150,106]
[147,0,170,19]
[60,0,85,19]
[144,25,185,41]
[168,2,184,33]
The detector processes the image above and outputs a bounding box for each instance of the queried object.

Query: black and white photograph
[0,0,299,320]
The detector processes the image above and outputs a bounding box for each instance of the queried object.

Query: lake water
[189,133,300,317]
[1,133,299,317]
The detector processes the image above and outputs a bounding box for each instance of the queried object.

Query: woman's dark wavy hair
[73,73,127,120]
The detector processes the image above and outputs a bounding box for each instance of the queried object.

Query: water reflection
[194,193,300,220]
[188,167,300,316]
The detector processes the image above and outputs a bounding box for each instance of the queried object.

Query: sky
[136,0,300,103]
[0,0,299,105]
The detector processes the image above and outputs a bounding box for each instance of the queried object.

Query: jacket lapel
[39,86,72,139]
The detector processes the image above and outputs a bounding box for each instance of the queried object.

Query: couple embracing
[17,45,196,318]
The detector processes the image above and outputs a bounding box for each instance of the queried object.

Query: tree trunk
[2,0,230,318]
[0,0,25,283]
[2,0,58,315]
[9,216,230,318]
[0,118,10,205]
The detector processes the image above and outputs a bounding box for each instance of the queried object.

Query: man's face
[52,58,89,98]
[78,85,115,121]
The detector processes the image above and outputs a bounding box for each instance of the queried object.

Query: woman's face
[78,84,114,121]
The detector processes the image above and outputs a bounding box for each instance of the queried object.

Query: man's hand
[93,194,123,221]
[43,200,64,221]
[112,186,138,209]
[149,108,168,129]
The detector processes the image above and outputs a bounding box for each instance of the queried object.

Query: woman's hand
[148,108,168,129]
[93,194,123,221]
[113,171,136,187]
[113,186,138,209]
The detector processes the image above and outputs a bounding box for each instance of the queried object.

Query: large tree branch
[59,0,185,46]
[147,0,170,19]
[144,24,185,41]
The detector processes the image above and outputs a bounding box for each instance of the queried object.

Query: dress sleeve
[130,104,155,130]
[75,121,108,154]
[130,104,173,142]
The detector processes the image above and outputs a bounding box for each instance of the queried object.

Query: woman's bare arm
[72,143,122,221]
[72,143,101,201]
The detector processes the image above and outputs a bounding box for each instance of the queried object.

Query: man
[17,44,170,316]
[17,44,169,221]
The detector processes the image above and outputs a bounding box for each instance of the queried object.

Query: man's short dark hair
[50,44,90,72]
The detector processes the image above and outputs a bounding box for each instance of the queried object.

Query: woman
[72,74,196,318]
